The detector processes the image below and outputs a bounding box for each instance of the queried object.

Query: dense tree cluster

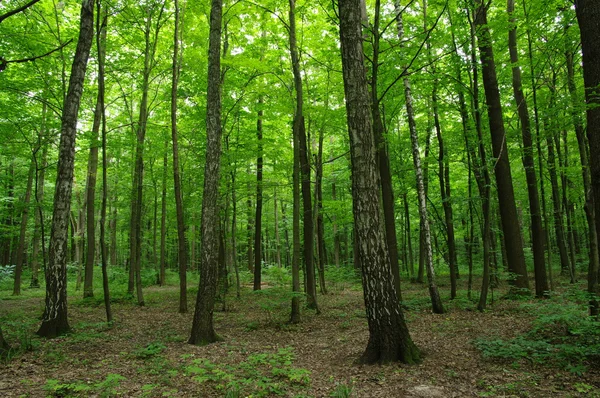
[1,0,599,363]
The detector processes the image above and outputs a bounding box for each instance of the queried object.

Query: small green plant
[44,374,125,398]
[134,342,167,359]
[330,383,353,398]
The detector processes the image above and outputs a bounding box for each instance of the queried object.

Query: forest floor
[0,270,599,397]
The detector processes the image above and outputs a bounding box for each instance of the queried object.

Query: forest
[1,0,600,396]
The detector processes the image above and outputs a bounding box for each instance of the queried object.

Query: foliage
[44,373,125,398]
[184,346,310,397]
[134,342,167,359]
[475,301,600,374]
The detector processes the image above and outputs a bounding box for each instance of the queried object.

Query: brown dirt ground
[0,278,599,397]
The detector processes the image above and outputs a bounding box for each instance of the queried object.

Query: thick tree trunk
[565,29,599,315]
[507,0,548,297]
[474,0,529,293]
[574,0,600,316]
[314,127,327,294]
[339,0,420,364]
[189,0,223,345]
[37,0,94,338]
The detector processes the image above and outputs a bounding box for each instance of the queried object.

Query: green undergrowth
[475,289,600,374]
[44,373,125,398]
[184,346,311,397]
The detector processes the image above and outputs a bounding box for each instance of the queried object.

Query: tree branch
[0,0,42,24]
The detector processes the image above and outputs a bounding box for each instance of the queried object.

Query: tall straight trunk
[332,181,340,268]
[37,0,94,338]
[507,0,548,297]
[371,0,401,297]
[246,177,253,273]
[189,0,223,345]
[109,192,117,266]
[314,127,327,294]
[403,193,414,280]
[545,81,572,281]
[289,0,318,312]
[556,130,577,281]
[253,97,264,291]
[474,0,529,293]
[171,0,187,312]
[159,142,168,286]
[31,131,48,288]
[574,0,600,316]
[83,78,103,299]
[565,28,599,314]
[395,0,444,314]
[231,171,240,298]
[1,163,15,267]
[13,161,34,295]
[129,3,164,306]
[273,187,281,267]
[339,0,420,363]
[96,0,111,323]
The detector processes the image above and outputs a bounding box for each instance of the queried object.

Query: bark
[574,0,600,316]
[274,187,281,267]
[171,0,187,313]
[0,325,8,355]
[96,0,111,323]
[159,143,167,286]
[565,26,599,314]
[246,178,253,273]
[507,0,548,297]
[83,70,103,299]
[189,0,223,345]
[253,96,264,291]
[314,126,327,294]
[289,0,318,313]
[13,161,34,296]
[338,0,420,364]
[403,193,414,280]
[31,131,48,288]
[474,0,529,293]
[1,163,15,267]
[370,0,401,298]
[395,0,444,314]
[37,0,94,338]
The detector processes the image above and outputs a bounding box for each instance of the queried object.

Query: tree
[574,0,600,315]
[473,0,529,293]
[37,0,94,338]
[189,0,223,345]
[338,0,420,364]
[507,0,548,297]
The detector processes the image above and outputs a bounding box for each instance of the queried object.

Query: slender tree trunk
[96,0,111,323]
[159,142,167,286]
[171,0,187,312]
[339,0,420,363]
[253,96,264,291]
[289,0,318,313]
[395,0,444,314]
[189,0,223,345]
[13,161,34,296]
[83,78,103,299]
[370,0,402,298]
[403,193,414,280]
[315,126,327,294]
[31,132,48,288]
[474,0,529,293]
[246,176,253,273]
[37,0,94,338]
[507,0,548,297]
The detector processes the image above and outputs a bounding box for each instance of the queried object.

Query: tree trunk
[96,0,111,323]
[83,76,103,299]
[339,0,420,363]
[31,130,48,288]
[370,0,401,298]
[507,0,548,297]
[565,25,599,314]
[189,0,223,345]
[289,0,318,313]
[13,161,34,296]
[159,143,167,286]
[37,0,94,338]
[395,1,444,314]
[171,0,187,312]
[474,0,529,293]
[253,96,264,291]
